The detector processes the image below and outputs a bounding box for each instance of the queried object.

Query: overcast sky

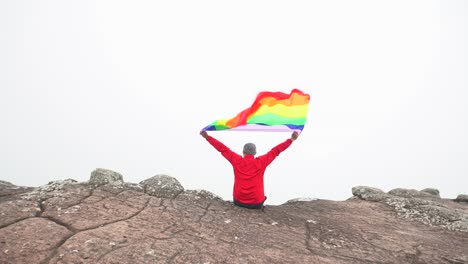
[1,1,467,205]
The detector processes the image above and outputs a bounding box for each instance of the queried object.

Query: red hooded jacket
[206,136,292,204]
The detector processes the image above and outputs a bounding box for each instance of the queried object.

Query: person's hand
[200,131,208,138]
[291,131,299,141]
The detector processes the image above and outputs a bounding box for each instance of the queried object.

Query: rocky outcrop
[1,171,467,264]
[89,168,123,186]
[455,194,468,203]
[388,188,438,199]
[351,186,386,201]
[139,174,184,199]
[0,180,14,187]
[351,186,468,233]
[0,180,34,203]
[421,188,440,197]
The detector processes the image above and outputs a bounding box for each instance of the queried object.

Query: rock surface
[1,175,467,264]
[0,181,33,203]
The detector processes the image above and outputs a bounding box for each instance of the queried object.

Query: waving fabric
[202,89,310,132]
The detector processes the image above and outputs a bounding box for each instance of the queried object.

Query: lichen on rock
[351,186,386,201]
[89,168,123,186]
[352,186,468,232]
[139,174,184,199]
[388,188,435,199]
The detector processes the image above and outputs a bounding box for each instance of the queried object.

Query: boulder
[351,186,386,201]
[421,188,440,197]
[89,168,123,186]
[139,175,184,199]
[455,194,468,203]
[0,180,15,188]
[388,188,434,198]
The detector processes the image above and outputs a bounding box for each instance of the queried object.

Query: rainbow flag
[202,89,310,132]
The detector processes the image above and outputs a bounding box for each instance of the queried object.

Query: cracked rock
[1,177,467,264]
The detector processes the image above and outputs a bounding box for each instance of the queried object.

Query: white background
[1,0,467,205]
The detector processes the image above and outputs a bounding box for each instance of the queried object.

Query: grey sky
[1,1,467,205]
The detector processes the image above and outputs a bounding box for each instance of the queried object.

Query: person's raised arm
[200,131,240,163]
[259,131,299,166]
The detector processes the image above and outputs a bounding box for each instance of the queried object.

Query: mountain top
[1,168,467,263]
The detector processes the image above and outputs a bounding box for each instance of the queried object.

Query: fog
[1,1,467,204]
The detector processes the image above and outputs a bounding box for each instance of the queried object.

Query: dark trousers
[233,196,267,209]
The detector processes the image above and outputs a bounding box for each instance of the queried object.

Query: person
[200,130,299,209]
